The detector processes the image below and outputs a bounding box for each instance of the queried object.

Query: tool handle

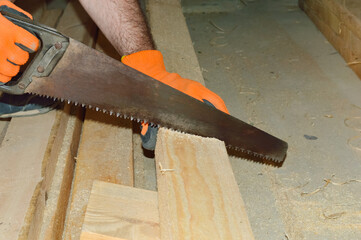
[0,11,69,95]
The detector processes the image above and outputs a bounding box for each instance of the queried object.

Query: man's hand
[0,0,39,83]
[122,50,229,150]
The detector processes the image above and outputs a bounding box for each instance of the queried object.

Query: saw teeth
[116,113,121,117]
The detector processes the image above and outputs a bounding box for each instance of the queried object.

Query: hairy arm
[79,0,154,55]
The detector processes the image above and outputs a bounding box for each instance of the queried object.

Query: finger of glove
[0,73,11,83]
[0,59,20,77]
[7,44,29,65]
[199,89,229,114]
[14,27,39,53]
[0,1,33,20]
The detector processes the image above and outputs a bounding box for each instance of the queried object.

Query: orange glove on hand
[122,50,229,150]
[0,1,39,83]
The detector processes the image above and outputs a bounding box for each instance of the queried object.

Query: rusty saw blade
[28,39,288,163]
[0,13,288,164]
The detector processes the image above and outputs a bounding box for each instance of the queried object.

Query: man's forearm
[79,0,154,55]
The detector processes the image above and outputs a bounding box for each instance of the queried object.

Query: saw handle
[0,10,69,95]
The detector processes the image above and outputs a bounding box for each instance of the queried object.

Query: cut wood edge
[81,181,159,240]
[155,129,255,240]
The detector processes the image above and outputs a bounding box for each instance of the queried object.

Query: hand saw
[0,12,288,164]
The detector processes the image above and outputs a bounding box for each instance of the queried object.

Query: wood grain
[80,232,127,240]
[155,129,255,240]
[300,0,361,80]
[81,181,159,240]
[0,112,57,240]
[147,0,254,239]
[0,4,67,239]
[58,1,133,239]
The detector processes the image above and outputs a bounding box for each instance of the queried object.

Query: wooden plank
[155,129,255,240]
[146,0,205,83]
[0,3,68,239]
[64,111,133,239]
[0,112,57,240]
[56,1,133,239]
[26,105,84,240]
[146,0,254,239]
[80,181,159,240]
[300,0,361,80]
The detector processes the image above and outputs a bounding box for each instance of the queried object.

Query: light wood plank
[0,4,68,239]
[146,0,205,84]
[155,129,255,240]
[0,112,57,240]
[57,1,133,239]
[81,181,159,240]
[26,105,84,240]
[146,0,255,239]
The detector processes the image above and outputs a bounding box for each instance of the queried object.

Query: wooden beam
[26,105,84,240]
[300,0,361,80]
[0,112,57,240]
[0,4,69,239]
[146,0,255,239]
[155,129,255,239]
[80,181,159,240]
[146,0,205,83]
[60,2,134,239]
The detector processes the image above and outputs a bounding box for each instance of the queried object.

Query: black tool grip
[0,11,69,95]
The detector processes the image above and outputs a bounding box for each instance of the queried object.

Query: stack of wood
[0,0,254,239]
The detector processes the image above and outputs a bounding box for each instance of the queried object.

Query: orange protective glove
[0,1,39,83]
[122,50,229,149]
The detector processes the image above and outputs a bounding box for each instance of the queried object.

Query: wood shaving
[347,61,361,66]
[209,20,238,33]
[158,162,175,174]
[344,117,361,131]
[301,176,361,196]
[347,135,361,151]
[322,211,346,220]
[209,20,226,32]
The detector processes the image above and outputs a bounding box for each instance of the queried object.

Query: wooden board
[81,181,159,240]
[299,0,361,80]
[0,3,67,239]
[0,112,57,240]
[57,1,133,239]
[155,129,255,240]
[146,0,205,83]
[26,105,84,240]
[146,1,254,239]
